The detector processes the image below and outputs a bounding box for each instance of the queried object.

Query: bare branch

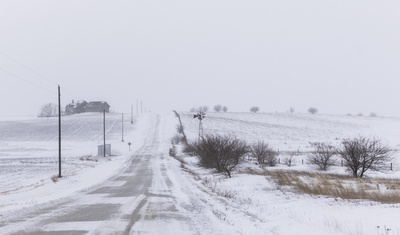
[250,141,277,168]
[307,142,336,170]
[338,137,393,178]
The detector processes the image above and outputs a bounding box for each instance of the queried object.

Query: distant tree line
[190,105,228,113]
[189,105,380,117]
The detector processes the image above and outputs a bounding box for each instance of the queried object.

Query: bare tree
[338,137,393,178]
[222,106,228,112]
[214,104,222,112]
[199,106,209,112]
[308,107,318,114]
[173,110,188,146]
[250,106,259,113]
[193,134,248,178]
[289,107,295,114]
[38,103,58,117]
[250,141,277,168]
[369,112,377,117]
[190,107,197,112]
[307,142,336,170]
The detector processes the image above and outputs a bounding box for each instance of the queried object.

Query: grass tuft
[262,170,400,204]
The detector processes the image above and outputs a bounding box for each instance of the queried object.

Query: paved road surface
[0,115,214,235]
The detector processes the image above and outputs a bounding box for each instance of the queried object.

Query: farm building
[65,100,87,115]
[65,100,110,115]
[84,101,110,113]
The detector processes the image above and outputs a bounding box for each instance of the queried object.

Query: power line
[0,50,58,86]
[0,66,55,94]
[0,50,84,101]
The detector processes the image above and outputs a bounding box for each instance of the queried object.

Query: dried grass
[263,170,400,204]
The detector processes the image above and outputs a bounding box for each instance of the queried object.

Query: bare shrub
[289,107,294,114]
[308,107,318,114]
[171,134,183,145]
[307,142,337,170]
[222,106,228,112]
[250,106,259,113]
[202,177,236,198]
[169,145,177,157]
[182,143,196,155]
[193,134,248,178]
[250,141,277,168]
[338,137,393,178]
[212,209,227,221]
[283,154,294,167]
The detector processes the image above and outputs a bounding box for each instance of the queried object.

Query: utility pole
[136,99,139,116]
[131,104,133,124]
[58,85,62,178]
[121,113,124,142]
[103,109,106,157]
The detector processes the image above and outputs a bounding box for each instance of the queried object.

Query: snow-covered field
[180,112,400,152]
[175,112,400,234]
[0,112,148,214]
[180,112,400,169]
[1,111,400,234]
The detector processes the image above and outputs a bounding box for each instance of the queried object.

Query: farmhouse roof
[86,101,110,108]
[67,100,87,107]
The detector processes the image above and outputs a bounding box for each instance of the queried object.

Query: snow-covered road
[0,114,227,234]
[2,112,400,235]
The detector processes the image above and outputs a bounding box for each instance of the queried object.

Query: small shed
[98,144,111,156]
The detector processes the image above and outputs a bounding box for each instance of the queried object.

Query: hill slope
[180,112,400,153]
[0,112,140,213]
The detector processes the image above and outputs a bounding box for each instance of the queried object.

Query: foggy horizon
[1,0,400,118]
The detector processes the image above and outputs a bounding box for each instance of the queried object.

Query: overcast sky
[1,0,399,118]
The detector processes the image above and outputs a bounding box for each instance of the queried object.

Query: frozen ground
[0,112,145,214]
[0,111,399,234]
[176,112,400,234]
[180,112,400,169]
